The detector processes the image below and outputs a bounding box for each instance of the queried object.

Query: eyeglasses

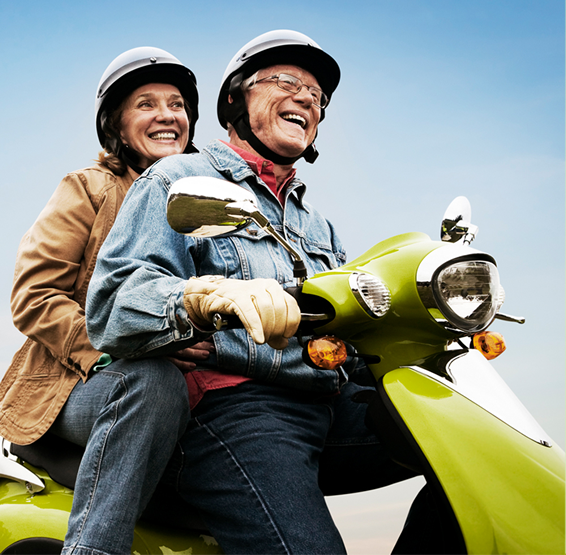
[254,73,329,109]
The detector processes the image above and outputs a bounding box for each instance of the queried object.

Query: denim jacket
[87,140,349,394]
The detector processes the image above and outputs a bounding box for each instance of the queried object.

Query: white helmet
[217,30,340,164]
[96,47,199,170]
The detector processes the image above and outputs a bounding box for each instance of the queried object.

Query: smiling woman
[96,46,199,177]
[0,46,209,555]
[117,82,190,172]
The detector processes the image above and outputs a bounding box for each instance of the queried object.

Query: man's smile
[280,113,307,129]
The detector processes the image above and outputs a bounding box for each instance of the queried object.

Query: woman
[0,47,208,555]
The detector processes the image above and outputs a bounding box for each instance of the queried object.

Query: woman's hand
[167,340,215,373]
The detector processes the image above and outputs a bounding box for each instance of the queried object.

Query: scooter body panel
[0,474,70,549]
[131,521,222,555]
[303,234,463,377]
[383,367,565,555]
[0,466,223,554]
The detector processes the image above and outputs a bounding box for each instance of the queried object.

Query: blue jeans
[175,380,415,554]
[50,358,190,555]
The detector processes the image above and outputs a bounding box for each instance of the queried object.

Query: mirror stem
[226,205,308,285]
[462,224,479,245]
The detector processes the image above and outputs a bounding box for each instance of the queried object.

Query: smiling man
[86,30,420,554]
[228,67,320,187]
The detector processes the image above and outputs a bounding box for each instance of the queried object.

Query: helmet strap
[121,145,148,176]
[303,142,319,164]
[232,111,318,165]
[185,142,199,154]
[100,111,146,175]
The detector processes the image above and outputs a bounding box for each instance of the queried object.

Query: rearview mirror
[440,196,478,244]
[166,175,308,283]
[167,176,258,237]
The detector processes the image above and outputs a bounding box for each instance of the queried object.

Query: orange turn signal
[307,336,348,370]
[473,331,506,360]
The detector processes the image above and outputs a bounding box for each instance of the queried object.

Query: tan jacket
[0,163,133,444]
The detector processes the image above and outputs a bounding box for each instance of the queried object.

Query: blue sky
[0,1,564,552]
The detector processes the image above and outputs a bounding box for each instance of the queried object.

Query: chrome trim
[408,349,553,446]
[300,313,333,322]
[212,312,332,330]
[495,312,526,325]
[416,245,498,332]
[0,437,44,493]
[416,244,489,290]
[349,272,391,318]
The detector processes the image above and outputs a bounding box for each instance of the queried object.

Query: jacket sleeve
[86,172,202,359]
[11,172,105,379]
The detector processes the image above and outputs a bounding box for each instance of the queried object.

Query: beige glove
[183,276,301,350]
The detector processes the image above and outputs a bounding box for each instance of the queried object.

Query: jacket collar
[203,139,308,209]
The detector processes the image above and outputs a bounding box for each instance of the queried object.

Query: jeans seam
[197,418,291,555]
[174,441,185,491]
[62,546,113,555]
[68,371,128,553]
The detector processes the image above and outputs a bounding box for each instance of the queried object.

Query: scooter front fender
[380,362,565,554]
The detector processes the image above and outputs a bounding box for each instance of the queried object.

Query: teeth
[282,114,306,129]
[150,132,176,140]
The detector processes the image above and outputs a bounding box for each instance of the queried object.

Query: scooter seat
[11,433,82,490]
[10,433,209,533]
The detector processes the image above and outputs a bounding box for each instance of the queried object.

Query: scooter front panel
[382,368,565,555]
[411,349,553,446]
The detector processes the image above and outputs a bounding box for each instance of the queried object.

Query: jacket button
[67,357,74,365]
[74,362,82,371]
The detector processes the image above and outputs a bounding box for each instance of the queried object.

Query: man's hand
[183,276,301,350]
[167,340,215,373]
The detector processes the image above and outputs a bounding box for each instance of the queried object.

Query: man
[87,30,417,554]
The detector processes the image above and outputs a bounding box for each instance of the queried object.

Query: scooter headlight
[417,248,500,333]
[433,260,500,332]
[349,273,391,318]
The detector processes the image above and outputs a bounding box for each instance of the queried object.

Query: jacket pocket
[300,238,341,273]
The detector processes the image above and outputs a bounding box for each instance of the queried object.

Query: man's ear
[228,94,234,104]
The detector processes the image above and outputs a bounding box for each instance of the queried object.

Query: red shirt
[185,142,296,408]
[221,141,296,205]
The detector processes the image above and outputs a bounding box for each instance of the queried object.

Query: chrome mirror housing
[167,176,258,237]
[166,176,308,283]
[440,196,478,245]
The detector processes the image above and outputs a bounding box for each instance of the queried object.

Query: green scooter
[0,177,563,554]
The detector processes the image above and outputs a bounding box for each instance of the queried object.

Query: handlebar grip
[212,313,243,331]
[211,285,306,332]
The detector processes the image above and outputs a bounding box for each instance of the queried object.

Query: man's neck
[228,135,295,189]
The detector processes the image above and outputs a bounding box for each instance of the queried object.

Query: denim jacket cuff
[169,281,216,339]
